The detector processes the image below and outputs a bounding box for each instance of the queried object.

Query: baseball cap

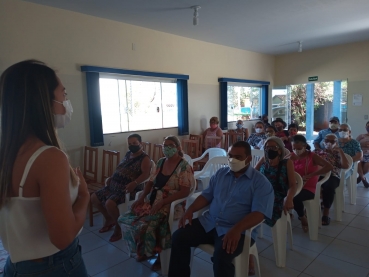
[329,116,340,123]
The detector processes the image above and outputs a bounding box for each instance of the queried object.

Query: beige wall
[275,41,369,137]
[0,0,274,168]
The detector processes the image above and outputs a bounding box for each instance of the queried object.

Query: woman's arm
[337,148,350,169]
[125,156,152,193]
[352,151,363,163]
[310,152,333,176]
[284,159,297,212]
[39,148,89,250]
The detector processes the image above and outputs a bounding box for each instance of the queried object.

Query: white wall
[0,0,275,168]
[275,40,369,137]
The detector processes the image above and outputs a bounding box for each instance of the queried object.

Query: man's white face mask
[228,158,249,172]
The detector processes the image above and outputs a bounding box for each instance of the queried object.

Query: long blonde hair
[0,60,77,208]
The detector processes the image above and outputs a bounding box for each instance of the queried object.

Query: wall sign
[308,76,318,82]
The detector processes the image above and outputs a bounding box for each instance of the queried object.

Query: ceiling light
[298,41,303,52]
[191,5,201,26]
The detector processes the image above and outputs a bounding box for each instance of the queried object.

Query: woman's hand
[75,167,88,196]
[150,200,164,215]
[125,181,137,194]
[303,173,313,183]
[283,197,294,215]
[281,136,288,142]
[131,197,144,211]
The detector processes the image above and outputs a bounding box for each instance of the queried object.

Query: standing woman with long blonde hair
[0,60,89,276]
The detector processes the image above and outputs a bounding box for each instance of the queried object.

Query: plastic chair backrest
[314,171,331,202]
[208,148,227,159]
[251,149,264,168]
[341,154,353,179]
[294,172,303,196]
[183,154,193,168]
[194,156,229,179]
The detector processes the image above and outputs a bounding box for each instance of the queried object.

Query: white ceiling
[23,0,369,55]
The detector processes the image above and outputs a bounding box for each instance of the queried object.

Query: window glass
[99,78,177,134]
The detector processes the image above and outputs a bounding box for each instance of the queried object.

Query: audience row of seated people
[91,115,369,276]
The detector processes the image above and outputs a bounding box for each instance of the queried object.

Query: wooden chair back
[101,150,120,183]
[189,134,203,155]
[204,136,222,149]
[182,139,199,159]
[141,142,152,158]
[153,144,164,162]
[83,146,98,184]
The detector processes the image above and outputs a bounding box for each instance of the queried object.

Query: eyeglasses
[264,146,279,151]
[162,144,177,149]
[324,139,336,143]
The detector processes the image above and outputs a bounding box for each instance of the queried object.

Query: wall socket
[365,115,368,120]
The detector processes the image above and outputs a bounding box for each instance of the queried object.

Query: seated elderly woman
[202,116,223,150]
[91,134,151,242]
[356,121,369,187]
[290,135,333,232]
[314,134,349,225]
[255,136,297,227]
[247,121,267,149]
[229,119,249,141]
[337,123,363,179]
[119,135,195,271]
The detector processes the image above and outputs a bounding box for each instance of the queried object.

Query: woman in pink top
[290,135,333,232]
[202,116,223,150]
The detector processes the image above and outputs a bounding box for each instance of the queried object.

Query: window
[227,85,261,122]
[99,77,178,134]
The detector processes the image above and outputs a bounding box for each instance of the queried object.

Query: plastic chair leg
[271,214,287,267]
[258,224,264,239]
[286,214,294,250]
[349,174,357,205]
[160,248,171,276]
[304,201,319,241]
[250,244,261,277]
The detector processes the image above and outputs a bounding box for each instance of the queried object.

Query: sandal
[151,257,161,271]
[363,178,369,188]
[322,216,331,226]
[109,232,122,242]
[98,223,116,233]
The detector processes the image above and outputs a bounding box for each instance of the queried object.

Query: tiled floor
[78,185,369,277]
[2,185,369,277]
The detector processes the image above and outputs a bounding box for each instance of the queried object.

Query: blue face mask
[236,123,243,129]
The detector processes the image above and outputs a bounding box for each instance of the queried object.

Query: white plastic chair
[333,154,353,221]
[259,172,303,267]
[251,149,264,168]
[347,160,359,205]
[193,156,229,191]
[192,148,227,164]
[303,171,331,240]
[183,154,193,168]
[117,160,156,215]
[189,219,263,277]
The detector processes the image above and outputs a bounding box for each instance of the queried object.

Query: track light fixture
[191,5,201,26]
[298,41,303,53]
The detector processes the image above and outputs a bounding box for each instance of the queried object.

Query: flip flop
[98,223,116,233]
[322,216,331,226]
[109,233,122,242]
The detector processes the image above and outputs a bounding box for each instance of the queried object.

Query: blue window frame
[81,66,189,146]
[218,78,270,130]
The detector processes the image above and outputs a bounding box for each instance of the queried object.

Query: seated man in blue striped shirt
[313,116,340,150]
[168,141,274,277]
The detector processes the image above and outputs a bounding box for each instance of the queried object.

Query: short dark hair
[232,141,251,156]
[128,133,142,142]
[288,123,299,131]
[292,134,311,150]
[266,125,277,132]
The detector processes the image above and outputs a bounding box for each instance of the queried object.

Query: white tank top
[0,146,80,263]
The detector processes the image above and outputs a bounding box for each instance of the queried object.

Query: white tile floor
[2,185,369,277]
